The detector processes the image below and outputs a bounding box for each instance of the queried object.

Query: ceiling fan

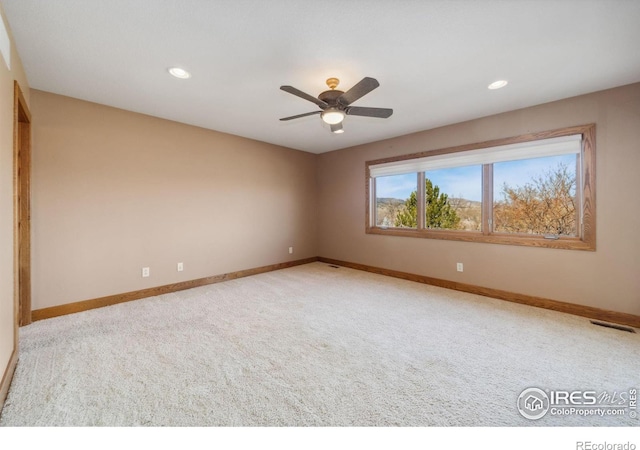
[279,77,393,133]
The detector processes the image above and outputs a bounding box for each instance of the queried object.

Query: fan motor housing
[318,89,344,105]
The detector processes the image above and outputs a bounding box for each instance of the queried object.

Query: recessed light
[488,80,508,90]
[168,67,191,79]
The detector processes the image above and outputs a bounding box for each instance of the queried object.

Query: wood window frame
[365,124,596,251]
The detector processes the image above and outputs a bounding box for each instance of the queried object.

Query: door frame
[13,81,31,329]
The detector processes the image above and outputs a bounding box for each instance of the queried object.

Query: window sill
[366,226,595,251]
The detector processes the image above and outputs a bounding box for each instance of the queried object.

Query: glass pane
[375,174,417,228]
[424,166,482,231]
[493,154,578,236]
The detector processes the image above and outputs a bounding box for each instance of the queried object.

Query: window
[424,166,482,231]
[366,124,596,250]
[493,154,578,236]
[375,173,418,228]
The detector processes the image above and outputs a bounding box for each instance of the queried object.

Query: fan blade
[345,106,393,118]
[280,86,328,108]
[279,111,321,121]
[338,77,380,106]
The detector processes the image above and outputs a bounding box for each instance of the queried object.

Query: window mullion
[370,177,376,228]
[576,152,583,238]
[417,172,425,229]
[482,164,493,236]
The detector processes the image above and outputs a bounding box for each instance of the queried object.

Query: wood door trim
[14,80,32,330]
[0,349,18,409]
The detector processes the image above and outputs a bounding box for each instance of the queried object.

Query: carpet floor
[1,262,638,426]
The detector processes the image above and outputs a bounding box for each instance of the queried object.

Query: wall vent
[590,320,635,333]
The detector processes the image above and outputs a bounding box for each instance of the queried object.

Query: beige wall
[30,90,317,309]
[0,4,29,384]
[20,75,640,319]
[317,83,640,316]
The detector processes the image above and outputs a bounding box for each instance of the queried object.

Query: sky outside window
[493,154,577,199]
[375,173,417,199]
[376,154,577,202]
[426,165,482,201]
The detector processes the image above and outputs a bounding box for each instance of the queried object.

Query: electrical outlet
[456,263,463,272]
[142,267,150,277]
[177,262,184,272]
[288,247,293,254]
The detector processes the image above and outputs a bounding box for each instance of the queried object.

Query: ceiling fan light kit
[280,77,393,133]
[321,107,345,125]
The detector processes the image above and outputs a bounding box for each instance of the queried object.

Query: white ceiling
[2,1,640,154]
